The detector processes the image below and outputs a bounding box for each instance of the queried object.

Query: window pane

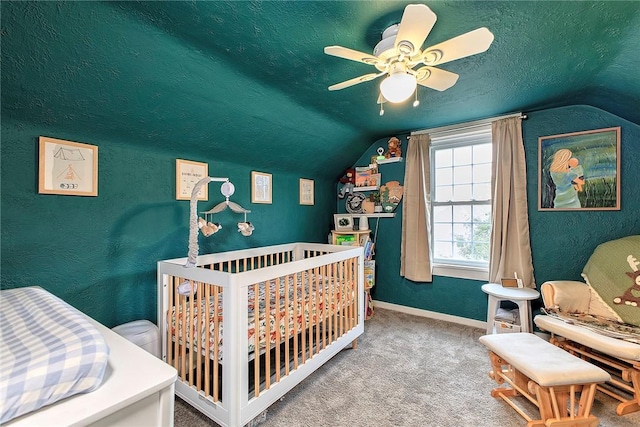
[453,223,471,241]
[453,165,472,184]
[453,146,472,165]
[435,241,453,258]
[473,143,492,163]
[433,205,452,222]
[453,205,471,222]
[473,183,491,200]
[435,185,452,202]
[435,148,452,167]
[435,167,453,185]
[453,184,472,201]
[433,223,452,240]
[473,205,491,222]
[472,163,491,183]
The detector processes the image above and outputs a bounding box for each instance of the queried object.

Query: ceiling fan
[324,4,494,113]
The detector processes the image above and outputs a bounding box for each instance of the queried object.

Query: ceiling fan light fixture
[380,71,416,103]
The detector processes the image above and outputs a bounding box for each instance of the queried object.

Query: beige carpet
[174,308,640,427]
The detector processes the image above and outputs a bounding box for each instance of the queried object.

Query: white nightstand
[482,283,540,334]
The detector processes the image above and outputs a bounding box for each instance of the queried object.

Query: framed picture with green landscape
[538,127,620,211]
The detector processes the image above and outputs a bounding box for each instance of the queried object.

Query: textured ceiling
[2,1,639,178]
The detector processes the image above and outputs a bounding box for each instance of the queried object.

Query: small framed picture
[334,214,353,231]
[176,159,208,200]
[38,136,98,196]
[251,171,272,204]
[299,178,314,205]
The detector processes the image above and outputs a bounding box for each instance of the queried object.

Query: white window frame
[429,125,492,281]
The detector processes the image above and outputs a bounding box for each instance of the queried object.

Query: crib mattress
[0,287,110,424]
[171,273,348,360]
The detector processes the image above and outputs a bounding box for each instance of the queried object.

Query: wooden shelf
[353,186,378,192]
[376,157,403,164]
[360,213,395,218]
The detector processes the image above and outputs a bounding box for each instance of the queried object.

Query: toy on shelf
[338,168,355,198]
[385,137,402,158]
[380,181,403,212]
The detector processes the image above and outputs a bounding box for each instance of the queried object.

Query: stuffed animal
[237,222,254,237]
[338,168,355,198]
[385,137,402,158]
[199,217,222,237]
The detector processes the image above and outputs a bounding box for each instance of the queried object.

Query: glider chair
[534,235,640,416]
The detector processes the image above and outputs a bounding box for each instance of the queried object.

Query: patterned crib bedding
[170,273,350,360]
[0,287,110,424]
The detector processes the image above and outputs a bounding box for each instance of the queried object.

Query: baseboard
[372,300,486,330]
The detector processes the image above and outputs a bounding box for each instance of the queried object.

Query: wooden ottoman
[479,333,611,427]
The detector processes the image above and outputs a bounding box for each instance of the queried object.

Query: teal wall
[350,106,640,321]
[0,119,334,327]
[3,105,637,327]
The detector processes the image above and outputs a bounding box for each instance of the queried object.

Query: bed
[157,242,364,427]
[1,287,177,426]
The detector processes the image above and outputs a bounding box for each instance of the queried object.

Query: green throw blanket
[582,235,640,327]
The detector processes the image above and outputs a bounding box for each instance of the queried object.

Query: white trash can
[112,319,160,358]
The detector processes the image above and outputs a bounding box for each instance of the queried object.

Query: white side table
[482,283,540,334]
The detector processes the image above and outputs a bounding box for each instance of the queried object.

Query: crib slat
[275,276,281,382]
[284,274,290,376]
[254,282,260,398]
[265,276,271,390]
[204,281,211,398]
[195,282,201,391]
[181,286,187,382]
[293,270,299,370]
[213,285,220,402]
[173,277,180,371]
[188,283,195,386]
[313,266,320,357]
[167,275,174,368]
[300,268,307,365]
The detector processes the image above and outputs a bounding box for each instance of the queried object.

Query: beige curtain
[488,117,536,288]
[401,133,432,282]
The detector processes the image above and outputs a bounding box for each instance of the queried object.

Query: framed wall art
[38,136,98,196]
[334,214,353,231]
[299,178,314,205]
[538,127,620,211]
[176,159,208,200]
[251,171,272,204]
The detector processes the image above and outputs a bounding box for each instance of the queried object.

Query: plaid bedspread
[0,287,110,424]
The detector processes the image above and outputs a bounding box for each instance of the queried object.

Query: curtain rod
[411,112,527,137]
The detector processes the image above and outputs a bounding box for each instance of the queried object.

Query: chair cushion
[479,332,610,386]
[535,314,640,361]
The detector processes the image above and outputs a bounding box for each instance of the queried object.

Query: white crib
[157,242,364,427]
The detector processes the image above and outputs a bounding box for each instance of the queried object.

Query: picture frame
[299,178,314,205]
[334,214,353,231]
[38,136,98,196]
[538,127,620,211]
[251,171,272,204]
[176,159,208,201]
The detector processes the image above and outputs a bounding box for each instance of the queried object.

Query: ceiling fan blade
[324,46,382,66]
[415,66,459,91]
[328,72,384,91]
[394,4,437,56]
[421,27,494,66]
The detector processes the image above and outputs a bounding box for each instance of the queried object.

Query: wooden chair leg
[616,368,640,415]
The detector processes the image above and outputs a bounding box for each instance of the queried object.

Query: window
[429,125,492,279]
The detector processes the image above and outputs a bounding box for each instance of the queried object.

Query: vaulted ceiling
[2,1,639,178]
